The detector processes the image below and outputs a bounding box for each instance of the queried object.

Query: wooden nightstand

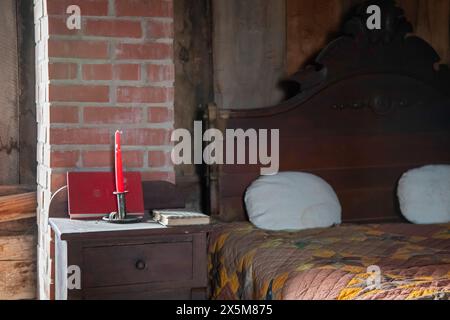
[49,218,210,300]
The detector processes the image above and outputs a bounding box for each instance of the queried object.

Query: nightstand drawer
[83,241,193,288]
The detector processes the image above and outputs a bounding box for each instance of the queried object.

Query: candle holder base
[102,214,143,224]
[102,189,142,224]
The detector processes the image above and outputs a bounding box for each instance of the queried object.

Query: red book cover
[67,172,145,219]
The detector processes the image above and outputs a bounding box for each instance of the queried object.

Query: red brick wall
[35,0,174,299]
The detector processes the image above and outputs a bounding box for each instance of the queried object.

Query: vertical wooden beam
[0,0,20,184]
[17,0,37,185]
[213,0,286,109]
[174,0,214,209]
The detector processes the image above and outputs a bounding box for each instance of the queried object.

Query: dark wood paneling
[218,186,404,223]
[338,187,402,222]
[221,133,450,173]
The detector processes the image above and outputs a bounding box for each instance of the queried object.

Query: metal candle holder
[103,190,142,224]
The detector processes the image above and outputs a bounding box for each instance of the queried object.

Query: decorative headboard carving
[206,0,450,223]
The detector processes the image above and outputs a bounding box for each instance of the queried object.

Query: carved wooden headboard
[206,1,450,223]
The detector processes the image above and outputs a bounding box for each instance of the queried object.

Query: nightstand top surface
[50,217,165,235]
[49,217,212,240]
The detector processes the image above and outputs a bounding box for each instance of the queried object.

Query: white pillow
[245,172,341,231]
[398,165,450,224]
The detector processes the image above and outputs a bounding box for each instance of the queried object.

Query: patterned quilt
[208,222,450,300]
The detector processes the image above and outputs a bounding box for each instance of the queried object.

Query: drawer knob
[135,260,146,270]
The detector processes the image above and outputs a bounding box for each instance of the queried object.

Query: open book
[152,209,210,226]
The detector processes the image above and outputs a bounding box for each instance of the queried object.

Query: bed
[205,2,450,300]
[209,222,449,300]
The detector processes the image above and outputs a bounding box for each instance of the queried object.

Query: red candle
[114,130,125,193]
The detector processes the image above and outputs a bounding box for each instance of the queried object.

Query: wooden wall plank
[400,0,450,65]
[287,0,450,73]
[0,190,36,300]
[0,0,20,184]
[0,260,36,300]
[213,0,286,109]
[287,0,348,74]
[0,216,36,300]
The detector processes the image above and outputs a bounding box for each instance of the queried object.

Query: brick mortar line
[76,63,82,81]
[141,19,148,43]
[108,0,115,16]
[110,82,118,105]
[142,149,149,168]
